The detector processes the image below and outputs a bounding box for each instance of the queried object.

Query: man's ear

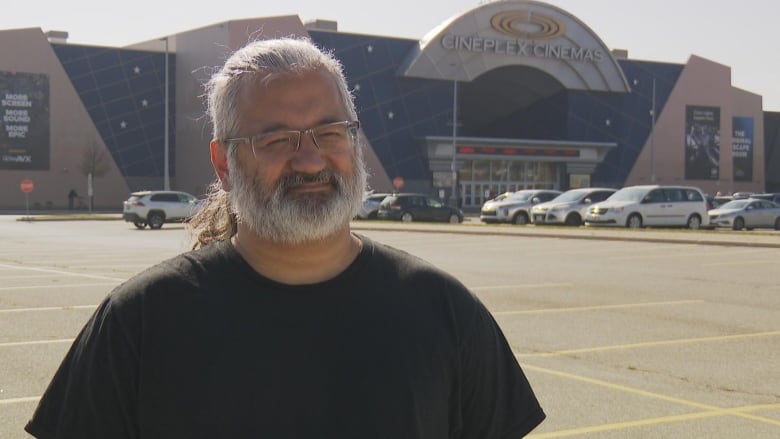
[210,139,231,192]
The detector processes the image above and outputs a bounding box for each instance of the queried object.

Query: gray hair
[190,37,359,249]
[205,37,357,142]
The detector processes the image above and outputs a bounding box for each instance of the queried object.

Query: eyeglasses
[224,120,360,157]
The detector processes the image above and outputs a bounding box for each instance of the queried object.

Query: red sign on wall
[20,179,34,193]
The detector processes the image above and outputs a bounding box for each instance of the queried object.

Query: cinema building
[1,0,778,210]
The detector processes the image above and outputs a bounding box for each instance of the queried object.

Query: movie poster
[0,71,50,170]
[732,116,753,182]
[684,106,720,180]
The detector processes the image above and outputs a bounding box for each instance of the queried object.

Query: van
[584,185,709,229]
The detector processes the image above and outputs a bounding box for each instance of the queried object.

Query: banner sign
[732,116,753,182]
[684,106,720,180]
[0,71,50,170]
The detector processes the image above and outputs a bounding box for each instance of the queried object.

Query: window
[664,188,684,202]
[683,189,704,202]
[645,190,666,203]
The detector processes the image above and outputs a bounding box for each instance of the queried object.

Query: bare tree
[79,140,111,210]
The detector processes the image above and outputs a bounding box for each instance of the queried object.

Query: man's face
[223,70,366,244]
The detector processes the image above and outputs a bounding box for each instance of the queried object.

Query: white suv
[122,191,200,229]
[531,187,616,226]
[491,189,562,225]
[584,185,709,229]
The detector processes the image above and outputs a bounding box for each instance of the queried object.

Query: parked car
[377,193,463,223]
[356,192,390,219]
[706,194,733,210]
[479,192,515,223]
[708,198,780,230]
[584,185,709,229]
[122,190,201,229]
[530,187,616,226]
[749,192,780,204]
[491,189,562,225]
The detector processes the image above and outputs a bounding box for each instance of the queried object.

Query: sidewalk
[5,211,780,249]
[351,219,780,249]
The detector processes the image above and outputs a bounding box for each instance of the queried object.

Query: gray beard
[227,151,367,244]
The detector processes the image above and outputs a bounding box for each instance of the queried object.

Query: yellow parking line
[0,282,119,291]
[703,259,780,267]
[472,283,574,291]
[519,330,780,358]
[0,339,74,348]
[528,405,780,438]
[520,363,780,436]
[0,263,125,281]
[0,396,40,406]
[494,299,702,316]
[0,305,97,314]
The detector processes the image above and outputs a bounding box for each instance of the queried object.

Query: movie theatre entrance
[457,159,558,207]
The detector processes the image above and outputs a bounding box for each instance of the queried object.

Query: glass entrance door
[457,160,560,208]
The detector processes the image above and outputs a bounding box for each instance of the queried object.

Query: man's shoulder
[110,240,233,303]
[359,235,476,302]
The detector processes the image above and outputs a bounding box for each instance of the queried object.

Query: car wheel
[732,217,745,231]
[775,217,780,231]
[626,213,642,228]
[148,212,165,229]
[686,214,702,230]
[133,221,147,229]
[448,214,460,223]
[401,212,413,222]
[368,211,377,220]
[564,213,582,226]
[513,212,529,225]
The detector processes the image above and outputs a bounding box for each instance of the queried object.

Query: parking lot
[1,216,779,438]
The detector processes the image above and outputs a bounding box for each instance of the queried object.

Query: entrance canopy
[399,0,630,93]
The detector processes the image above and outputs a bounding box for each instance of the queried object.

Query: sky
[5,0,779,110]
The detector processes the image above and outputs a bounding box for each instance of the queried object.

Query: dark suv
[377,193,463,223]
[122,191,200,229]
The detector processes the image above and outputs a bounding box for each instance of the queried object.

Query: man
[26,38,544,438]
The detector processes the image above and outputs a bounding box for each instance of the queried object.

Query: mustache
[279,170,338,189]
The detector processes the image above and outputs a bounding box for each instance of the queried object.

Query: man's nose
[290,132,326,172]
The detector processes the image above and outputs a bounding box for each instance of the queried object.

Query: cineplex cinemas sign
[441,10,606,62]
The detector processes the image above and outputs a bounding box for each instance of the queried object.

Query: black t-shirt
[26,236,544,438]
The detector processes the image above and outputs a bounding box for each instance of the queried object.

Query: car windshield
[608,187,649,202]
[491,192,512,202]
[551,191,586,203]
[508,191,535,202]
[380,196,398,206]
[719,200,750,210]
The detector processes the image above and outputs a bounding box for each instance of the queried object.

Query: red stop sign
[20,179,34,193]
[392,176,404,190]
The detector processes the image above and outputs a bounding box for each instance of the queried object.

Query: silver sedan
[707,198,780,230]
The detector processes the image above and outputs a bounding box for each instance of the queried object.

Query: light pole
[650,78,656,183]
[162,36,170,190]
[450,80,458,207]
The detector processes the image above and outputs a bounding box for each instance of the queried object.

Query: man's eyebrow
[254,117,349,135]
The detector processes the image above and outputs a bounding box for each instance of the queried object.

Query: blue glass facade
[310,32,453,182]
[569,60,683,186]
[52,44,175,181]
[311,31,684,190]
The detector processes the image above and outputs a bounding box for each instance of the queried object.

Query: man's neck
[230,225,362,285]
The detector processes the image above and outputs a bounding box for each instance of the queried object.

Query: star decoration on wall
[120,121,127,129]
[141,99,149,107]
[133,66,141,74]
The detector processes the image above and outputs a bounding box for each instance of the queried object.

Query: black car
[377,193,463,223]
